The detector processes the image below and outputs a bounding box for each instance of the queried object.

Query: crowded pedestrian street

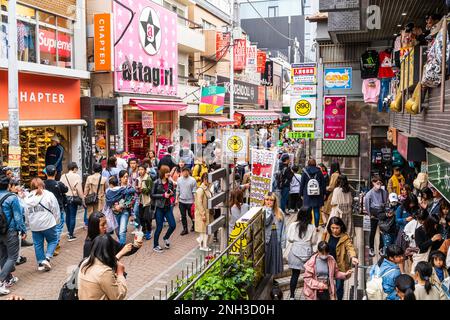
[1,0,450,306]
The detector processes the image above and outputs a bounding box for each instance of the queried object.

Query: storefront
[112,0,183,161]
[0,71,83,185]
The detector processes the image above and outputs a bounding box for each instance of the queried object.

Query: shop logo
[139,7,161,55]
[295,100,311,116]
[227,136,243,153]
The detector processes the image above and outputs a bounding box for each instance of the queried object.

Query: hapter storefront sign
[113,0,177,96]
[218,76,258,105]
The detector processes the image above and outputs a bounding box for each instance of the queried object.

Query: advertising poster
[246,45,257,72]
[290,96,317,119]
[291,63,317,85]
[216,32,230,60]
[323,96,347,140]
[222,130,248,162]
[233,39,247,71]
[324,67,352,89]
[249,148,277,207]
[141,111,154,129]
[199,86,226,114]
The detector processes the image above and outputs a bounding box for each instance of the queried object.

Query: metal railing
[172,208,265,300]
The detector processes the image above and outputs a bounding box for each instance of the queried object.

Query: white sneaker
[41,259,52,271]
[0,282,10,295]
[199,247,211,252]
[164,238,170,249]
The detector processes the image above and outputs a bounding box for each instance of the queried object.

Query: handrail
[173,208,264,300]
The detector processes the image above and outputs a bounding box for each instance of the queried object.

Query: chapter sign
[290,96,317,119]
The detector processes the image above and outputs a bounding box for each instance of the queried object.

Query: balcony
[177,16,205,53]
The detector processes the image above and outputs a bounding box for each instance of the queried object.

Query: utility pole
[229,0,239,121]
[7,0,20,177]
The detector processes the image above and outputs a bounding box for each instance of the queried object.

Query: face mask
[319,254,328,260]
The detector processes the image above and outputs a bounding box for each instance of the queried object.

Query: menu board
[249,148,277,207]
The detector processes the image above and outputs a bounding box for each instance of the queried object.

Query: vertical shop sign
[261,60,273,86]
[8,146,21,168]
[249,148,278,207]
[216,32,230,60]
[234,39,247,71]
[257,50,266,73]
[323,96,347,140]
[246,45,257,73]
[141,112,154,129]
[94,13,112,71]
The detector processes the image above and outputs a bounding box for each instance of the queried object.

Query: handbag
[411,248,431,275]
[65,174,83,206]
[58,260,84,300]
[85,175,102,206]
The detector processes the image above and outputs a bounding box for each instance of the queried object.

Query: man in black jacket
[158,146,177,170]
[44,165,68,256]
[278,154,294,214]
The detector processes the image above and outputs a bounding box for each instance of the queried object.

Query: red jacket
[303,253,348,300]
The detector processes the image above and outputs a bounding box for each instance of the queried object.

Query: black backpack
[0,193,14,235]
[58,259,84,300]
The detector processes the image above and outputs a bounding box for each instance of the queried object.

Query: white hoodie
[23,190,60,232]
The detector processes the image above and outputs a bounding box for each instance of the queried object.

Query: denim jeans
[65,203,78,237]
[382,233,395,251]
[115,210,130,246]
[31,226,58,264]
[0,230,20,282]
[133,200,140,226]
[83,207,88,227]
[336,279,344,300]
[154,206,176,248]
[311,207,321,227]
[378,78,391,112]
[55,210,65,242]
[280,186,290,212]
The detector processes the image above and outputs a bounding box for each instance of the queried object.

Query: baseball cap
[45,165,57,176]
[51,136,60,143]
[389,193,399,203]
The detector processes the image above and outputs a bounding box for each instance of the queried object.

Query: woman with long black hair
[414,261,447,300]
[395,274,416,300]
[78,234,127,300]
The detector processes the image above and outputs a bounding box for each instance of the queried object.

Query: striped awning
[236,110,282,124]
[200,116,236,126]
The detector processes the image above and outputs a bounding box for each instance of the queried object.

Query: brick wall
[391,81,450,153]
[20,0,77,18]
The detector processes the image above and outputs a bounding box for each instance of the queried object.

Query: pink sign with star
[113,0,178,96]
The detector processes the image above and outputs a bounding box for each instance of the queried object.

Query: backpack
[395,228,410,253]
[0,193,14,235]
[366,265,397,300]
[303,169,320,196]
[58,260,84,300]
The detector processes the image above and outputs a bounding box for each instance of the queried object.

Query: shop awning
[0,119,87,127]
[130,99,187,111]
[199,116,236,126]
[235,110,282,125]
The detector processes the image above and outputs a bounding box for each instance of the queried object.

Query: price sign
[287,132,315,139]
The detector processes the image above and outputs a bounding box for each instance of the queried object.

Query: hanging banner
[257,50,266,73]
[249,148,277,207]
[246,45,257,72]
[290,96,317,119]
[141,112,154,129]
[261,60,273,86]
[94,13,112,72]
[222,130,249,162]
[8,146,21,168]
[292,120,315,132]
[323,96,347,140]
[199,86,226,114]
[233,39,247,71]
[291,63,317,85]
[216,32,230,60]
[291,85,317,96]
[324,67,352,89]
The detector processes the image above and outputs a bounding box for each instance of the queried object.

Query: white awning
[0,119,87,127]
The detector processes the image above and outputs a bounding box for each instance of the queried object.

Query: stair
[273,263,304,300]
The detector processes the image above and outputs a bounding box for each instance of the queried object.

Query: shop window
[39,26,57,66]
[156,111,172,122]
[57,31,72,68]
[57,16,72,29]
[17,20,37,63]
[16,4,36,20]
[268,6,278,18]
[38,11,56,25]
[126,110,142,122]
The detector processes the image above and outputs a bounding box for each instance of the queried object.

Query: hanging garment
[362,78,381,104]
[378,78,392,112]
[361,50,380,79]
[378,50,395,79]
[17,22,26,52]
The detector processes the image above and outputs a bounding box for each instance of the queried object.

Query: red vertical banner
[323,96,347,140]
[257,50,266,73]
[234,39,247,71]
[216,32,230,60]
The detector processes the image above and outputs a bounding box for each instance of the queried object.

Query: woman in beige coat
[194,173,213,251]
[323,162,341,224]
[84,163,107,217]
[78,234,127,300]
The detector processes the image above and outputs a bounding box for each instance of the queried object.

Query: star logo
[139,7,161,56]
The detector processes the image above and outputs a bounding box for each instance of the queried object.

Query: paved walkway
[0,207,199,300]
